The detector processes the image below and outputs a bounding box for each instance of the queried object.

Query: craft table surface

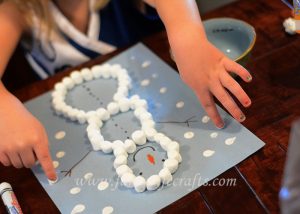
[0,0,299,213]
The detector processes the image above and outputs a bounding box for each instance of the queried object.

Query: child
[0,0,252,182]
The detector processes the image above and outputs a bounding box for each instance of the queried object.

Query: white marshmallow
[163,159,179,174]
[154,133,166,143]
[159,137,172,150]
[134,176,146,193]
[159,168,173,185]
[167,141,180,152]
[90,137,103,151]
[76,110,87,124]
[81,68,93,81]
[121,172,136,188]
[144,128,157,141]
[116,165,133,177]
[141,120,155,130]
[124,139,136,154]
[101,141,113,153]
[90,65,102,79]
[139,112,153,121]
[112,140,125,150]
[96,108,110,121]
[167,150,182,163]
[86,111,97,120]
[88,116,103,128]
[114,155,127,169]
[134,107,147,117]
[113,147,128,158]
[62,77,75,89]
[118,98,131,112]
[131,130,147,145]
[146,175,161,191]
[133,99,148,109]
[70,71,83,84]
[107,102,119,115]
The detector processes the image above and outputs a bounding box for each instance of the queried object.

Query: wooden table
[1,0,299,213]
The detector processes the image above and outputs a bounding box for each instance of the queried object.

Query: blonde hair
[2,0,110,30]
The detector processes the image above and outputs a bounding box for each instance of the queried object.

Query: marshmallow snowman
[52,63,182,192]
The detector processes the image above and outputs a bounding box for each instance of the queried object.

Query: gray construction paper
[25,43,265,214]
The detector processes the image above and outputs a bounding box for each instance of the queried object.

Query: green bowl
[203,17,256,66]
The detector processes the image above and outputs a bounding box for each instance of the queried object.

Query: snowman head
[52,63,182,192]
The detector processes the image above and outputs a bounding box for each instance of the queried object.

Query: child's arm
[144,0,252,128]
[0,2,56,181]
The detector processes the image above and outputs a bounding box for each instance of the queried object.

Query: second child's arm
[0,2,56,181]
[144,0,252,128]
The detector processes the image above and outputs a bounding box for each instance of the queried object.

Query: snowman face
[52,64,182,192]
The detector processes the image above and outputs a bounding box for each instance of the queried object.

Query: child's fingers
[223,58,252,82]
[20,148,36,168]
[0,153,11,167]
[196,91,224,128]
[34,140,57,181]
[6,152,23,168]
[210,82,246,122]
[220,71,251,107]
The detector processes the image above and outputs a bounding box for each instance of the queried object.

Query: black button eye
[139,172,143,176]
[162,159,165,162]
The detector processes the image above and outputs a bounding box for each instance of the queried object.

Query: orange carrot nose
[147,154,155,165]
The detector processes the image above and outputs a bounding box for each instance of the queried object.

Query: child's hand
[0,89,57,181]
[170,32,252,128]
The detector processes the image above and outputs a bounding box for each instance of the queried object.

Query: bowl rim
[203,17,257,62]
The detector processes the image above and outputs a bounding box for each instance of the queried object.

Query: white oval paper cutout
[201,116,210,123]
[184,132,195,139]
[225,137,237,145]
[203,150,215,157]
[140,79,150,87]
[56,151,65,159]
[102,206,114,214]
[71,204,85,214]
[176,101,185,108]
[70,187,81,195]
[53,161,59,169]
[55,131,66,140]
[98,181,109,191]
[84,172,93,180]
[159,87,167,94]
[142,60,151,68]
[210,132,218,138]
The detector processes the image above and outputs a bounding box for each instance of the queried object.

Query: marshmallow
[134,176,146,193]
[154,133,165,143]
[96,108,110,121]
[133,99,148,109]
[54,82,67,92]
[70,71,83,84]
[88,116,103,128]
[159,168,173,185]
[91,65,102,79]
[118,98,131,112]
[159,137,172,151]
[146,175,161,191]
[107,102,119,115]
[121,172,136,188]
[124,139,136,154]
[113,147,128,158]
[76,110,87,124]
[112,140,125,150]
[90,137,103,151]
[167,150,182,163]
[114,155,127,169]
[134,107,147,118]
[81,68,93,81]
[62,77,75,89]
[131,130,147,145]
[86,111,97,119]
[144,128,157,141]
[101,141,113,153]
[163,159,179,174]
[167,141,180,152]
[139,112,152,121]
[116,165,133,177]
[141,120,155,129]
